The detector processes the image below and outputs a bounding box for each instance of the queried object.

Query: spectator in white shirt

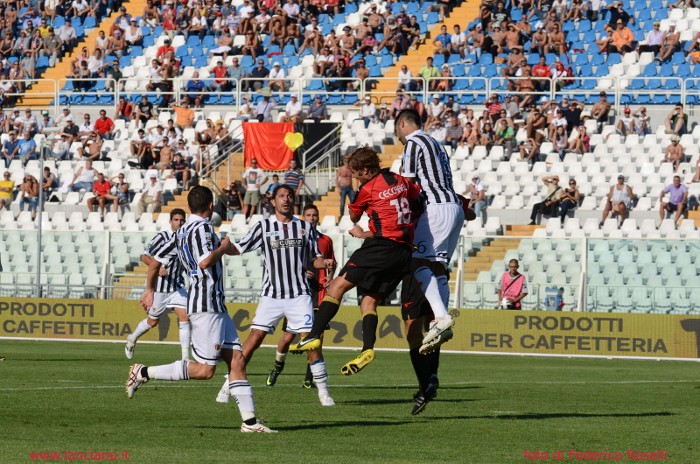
[282,95,303,123]
[268,62,287,91]
[137,172,162,215]
[355,96,376,128]
[397,64,416,92]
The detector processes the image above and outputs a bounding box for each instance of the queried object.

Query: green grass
[0,340,698,463]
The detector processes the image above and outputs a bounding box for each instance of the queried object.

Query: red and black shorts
[400,274,433,321]
[339,238,412,297]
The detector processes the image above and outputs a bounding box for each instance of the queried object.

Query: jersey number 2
[390,198,411,225]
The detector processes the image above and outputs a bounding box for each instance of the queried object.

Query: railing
[2,228,699,314]
[9,76,698,115]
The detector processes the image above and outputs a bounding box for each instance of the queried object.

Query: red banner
[243,122,294,170]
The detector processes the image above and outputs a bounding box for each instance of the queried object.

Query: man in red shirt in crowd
[291,147,421,375]
[156,38,175,59]
[87,172,119,217]
[486,94,503,123]
[116,96,134,121]
[531,56,552,92]
[94,109,115,140]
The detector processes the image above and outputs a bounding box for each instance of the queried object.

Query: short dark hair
[187,185,213,214]
[303,203,318,214]
[272,184,295,199]
[170,208,186,219]
[395,108,422,130]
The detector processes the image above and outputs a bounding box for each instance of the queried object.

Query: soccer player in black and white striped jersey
[395,108,464,353]
[127,186,276,433]
[124,209,190,361]
[215,186,336,406]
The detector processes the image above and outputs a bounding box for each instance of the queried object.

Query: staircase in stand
[463,238,521,281]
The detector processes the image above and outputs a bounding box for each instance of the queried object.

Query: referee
[395,108,464,354]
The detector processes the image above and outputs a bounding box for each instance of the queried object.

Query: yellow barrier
[1,298,699,360]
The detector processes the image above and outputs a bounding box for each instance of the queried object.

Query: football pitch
[0,340,698,463]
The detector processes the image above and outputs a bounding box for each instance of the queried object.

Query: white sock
[147,360,189,381]
[310,360,329,396]
[178,321,191,359]
[130,319,152,343]
[437,275,450,309]
[415,266,448,319]
[229,381,255,422]
[275,351,287,363]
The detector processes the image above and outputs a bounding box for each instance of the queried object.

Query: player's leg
[124,292,165,359]
[266,318,295,387]
[341,293,380,376]
[172,305,191,360]
[291,274,355,351]
[289,295,334,405]
[127,313,228,398]
[303,332,324,388]
[405,316,437,415]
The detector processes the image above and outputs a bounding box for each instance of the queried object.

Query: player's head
[344,146,380,181]
[170,208,186,230]
[187,185,214,217]
[394,108,422,144]
[271,184,295,217]
[303,203,319,227]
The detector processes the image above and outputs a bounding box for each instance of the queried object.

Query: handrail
[197,121,246,185]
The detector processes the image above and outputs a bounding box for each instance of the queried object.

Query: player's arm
[140,255,163,310]
[199,236,235,269]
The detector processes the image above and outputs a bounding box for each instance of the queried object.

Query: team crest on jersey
[214,343,221,351]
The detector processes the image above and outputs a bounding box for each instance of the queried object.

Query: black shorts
[339,238,412,297]
[400,273,433,321]
[665,202,684,212]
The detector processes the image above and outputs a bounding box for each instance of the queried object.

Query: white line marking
[0,379,698,393]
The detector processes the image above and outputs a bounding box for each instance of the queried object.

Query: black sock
[361,312,378,352]
[140,366,150,380]
[425,347,441,378]
[304,363,313,383]
[308,298,340,339]
[409,348,431,392]
[243,418,257,426]
[274,360,285,371]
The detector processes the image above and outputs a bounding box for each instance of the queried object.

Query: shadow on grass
[193,419,418,431]
[491,412,675,420]
[342,397,479,406]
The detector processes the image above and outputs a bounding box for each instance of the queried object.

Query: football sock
[425,347,441,378]
[437,275,450,308]
[308,296,340,339]
[178,322,191,359]
[309,360,329,396]
[304,363,313,384]
[131,319,152,342]
[229,381,255,422]
[146,360,190,381]
[361,310,378,352]
[275,351,287,364]
[415,266,449,319]
[409,347,431,392]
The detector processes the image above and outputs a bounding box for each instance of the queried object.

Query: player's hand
[306,270,314,279]
[220,236,232,252]
[140,289,154,312]
[321,275,332,287]
[158,266,168,277]
[348,225,364,238]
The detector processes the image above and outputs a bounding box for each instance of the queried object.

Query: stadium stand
[0,0,699,313]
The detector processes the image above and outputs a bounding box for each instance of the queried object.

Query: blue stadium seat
[452,65,465,77]
[447,54,461,64]
[676,63,692,77]
[345,3,358,13]
[83,17,96,29]
[332,14,347,26]
[479,54,493,65]
[379,55,393,67]
[432,54,445,66]
[426,12,440,24]
[671,52,685,65]
[186,35,200,47]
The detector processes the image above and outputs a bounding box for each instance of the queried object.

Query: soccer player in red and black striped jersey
[291,146,421,375]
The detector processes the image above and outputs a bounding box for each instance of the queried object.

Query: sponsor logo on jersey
[271,238,303,249]
[378,183,407,200]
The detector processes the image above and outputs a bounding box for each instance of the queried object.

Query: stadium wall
[1,297,699,361]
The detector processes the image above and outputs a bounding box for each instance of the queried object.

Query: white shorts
[413,202,464,267]
[251,295,314,334]
[148,289,188,320]
[189,312,241,366]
